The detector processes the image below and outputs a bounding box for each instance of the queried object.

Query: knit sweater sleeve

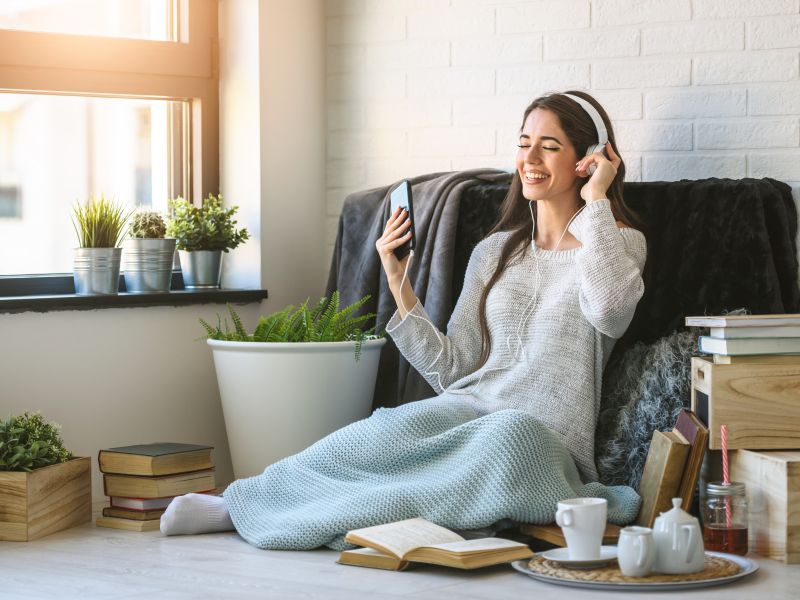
[386,238,493,393]
[567,199,647,339]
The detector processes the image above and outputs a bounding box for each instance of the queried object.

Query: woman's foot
[159,493,235,535]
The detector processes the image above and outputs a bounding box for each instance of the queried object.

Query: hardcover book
[95,516,161,532]
[340,517,532,570]
[699,336,800,356]
[636,430,690,528]
[686,314,800,328]
[98,443,214,476]
[103,469,216,499]
[674,409,709,511]
[102,506,166,521]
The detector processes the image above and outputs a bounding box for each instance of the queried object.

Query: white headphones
[561,93,609,175]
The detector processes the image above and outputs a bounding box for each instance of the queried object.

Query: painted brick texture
[325,0,800,252]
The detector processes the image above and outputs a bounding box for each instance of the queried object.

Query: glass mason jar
[703,481,748,555]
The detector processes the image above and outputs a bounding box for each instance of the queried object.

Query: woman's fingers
[383,207,408,234]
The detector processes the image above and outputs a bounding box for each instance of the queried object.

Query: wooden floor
[1,508,798,599]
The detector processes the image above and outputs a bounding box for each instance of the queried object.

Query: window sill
[0,288,268,314]
[0,272,268,314]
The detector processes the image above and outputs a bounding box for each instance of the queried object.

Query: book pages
[421,537,528,554]
[346,517,464,558]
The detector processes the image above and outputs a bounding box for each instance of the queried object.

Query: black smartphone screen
[389,179,415,260]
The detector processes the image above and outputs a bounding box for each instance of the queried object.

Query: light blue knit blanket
[223,397,640,550]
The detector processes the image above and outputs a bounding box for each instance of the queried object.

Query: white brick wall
[325,0,800,257]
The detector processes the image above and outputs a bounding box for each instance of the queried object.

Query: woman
[160,91,646,545]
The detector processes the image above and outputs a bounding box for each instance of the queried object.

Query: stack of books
[688,313,800,364]
[95,442,215,532]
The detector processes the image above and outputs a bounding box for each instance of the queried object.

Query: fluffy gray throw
[595,329,702,489]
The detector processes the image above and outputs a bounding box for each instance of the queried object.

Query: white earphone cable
[397,202,586,395]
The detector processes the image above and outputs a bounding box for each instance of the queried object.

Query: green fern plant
[0,412,73,472]
[200,293,384,361]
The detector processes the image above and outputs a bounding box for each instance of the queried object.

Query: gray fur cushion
[595,330,702,489]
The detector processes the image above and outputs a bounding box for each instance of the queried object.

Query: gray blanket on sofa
[326,168,511,409]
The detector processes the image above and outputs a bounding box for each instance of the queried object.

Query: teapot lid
[655,498,696,524]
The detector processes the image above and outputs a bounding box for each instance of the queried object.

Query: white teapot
[652,498,705,574]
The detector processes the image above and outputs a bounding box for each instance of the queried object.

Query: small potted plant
[0,412,91,541]
[166,194,249,289]
[71,194,133,295]
[200,292,386,478]
[122,210,176,293]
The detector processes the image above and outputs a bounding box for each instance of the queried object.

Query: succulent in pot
[167,194,249,289]
[122,210,176,294]
[71,194,133,295]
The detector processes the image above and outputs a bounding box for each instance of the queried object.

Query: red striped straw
[721,424,732,528]
[721,424,729,484]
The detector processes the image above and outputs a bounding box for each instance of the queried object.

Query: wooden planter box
[0,456,91,541]
[691,357,800,450]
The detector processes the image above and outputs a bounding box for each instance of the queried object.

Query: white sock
[159,493,235,536]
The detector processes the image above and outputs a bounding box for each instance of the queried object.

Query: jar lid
[707,481,745,496]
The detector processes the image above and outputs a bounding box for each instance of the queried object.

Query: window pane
[0,0,173,41]
[0,93,188,275]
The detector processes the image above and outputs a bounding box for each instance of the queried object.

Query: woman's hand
[375,206,412,295]
[576,141,621,202]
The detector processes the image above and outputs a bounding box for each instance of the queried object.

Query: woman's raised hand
[375,206,420,320]
[375,206,412,292]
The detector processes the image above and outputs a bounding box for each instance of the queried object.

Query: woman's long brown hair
[476,90,644,368]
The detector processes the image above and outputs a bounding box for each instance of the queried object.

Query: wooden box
[731,450,800,563]
[691,357,800,450]
[0,457,92,541]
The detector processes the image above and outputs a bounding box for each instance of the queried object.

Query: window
[0,0,175,41]
[0,0,218,279]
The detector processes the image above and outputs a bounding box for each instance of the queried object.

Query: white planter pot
[208,337,386,479]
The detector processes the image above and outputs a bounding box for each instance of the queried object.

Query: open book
[339,517,532,571]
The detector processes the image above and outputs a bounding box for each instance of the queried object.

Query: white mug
[618,526,656,577]
[555,497,607,560]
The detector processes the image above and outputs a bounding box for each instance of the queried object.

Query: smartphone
[389,179,415,260]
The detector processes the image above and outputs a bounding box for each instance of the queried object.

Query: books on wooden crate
[686,314,800,328]
[709,325,800,339]
[98,443,213,476]
[339,517,532,571]
[699,336,800,356]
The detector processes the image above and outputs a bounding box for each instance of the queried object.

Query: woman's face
[516,107,582,204]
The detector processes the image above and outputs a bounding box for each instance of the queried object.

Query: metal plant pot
[73,247,122,295]
[122,238,176,293]
[178,249,223,289]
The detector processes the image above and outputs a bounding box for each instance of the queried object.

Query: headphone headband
[561,93,608,146]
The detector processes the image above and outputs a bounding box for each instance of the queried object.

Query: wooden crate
[0,457,91,541]
[731,450,800,563]
[691,357,800,450]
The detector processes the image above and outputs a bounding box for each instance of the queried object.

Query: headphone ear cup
[584,143,606,176]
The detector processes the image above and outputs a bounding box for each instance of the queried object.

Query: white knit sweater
[386,199,647,482]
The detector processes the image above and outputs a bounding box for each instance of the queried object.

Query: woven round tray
[528,554,740,583]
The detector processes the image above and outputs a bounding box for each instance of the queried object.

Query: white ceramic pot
[653,498,705,574]
[208,338,386,479]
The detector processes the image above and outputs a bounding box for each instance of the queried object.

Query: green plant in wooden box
[167,195,249,288]
[0,412,72,472]
[0,412,90,541]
